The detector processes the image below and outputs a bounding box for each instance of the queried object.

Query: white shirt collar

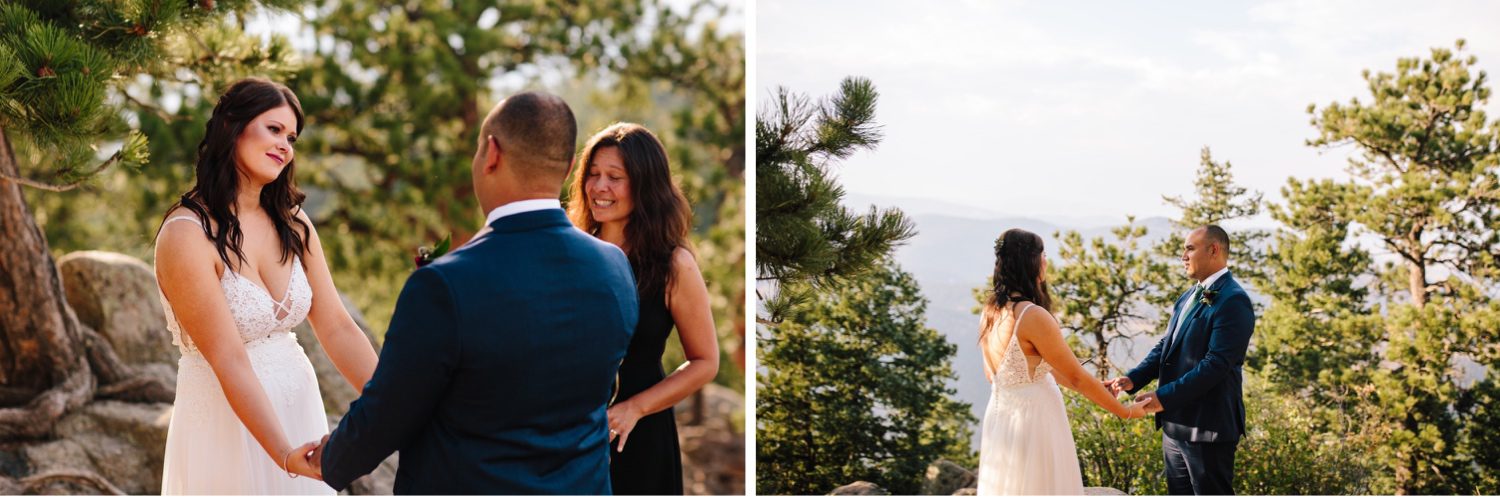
[1199,266,1230,289]
[483,199,562,226]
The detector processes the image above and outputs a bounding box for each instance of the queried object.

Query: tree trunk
[0,124,172,439]
[1408,259,1427,308]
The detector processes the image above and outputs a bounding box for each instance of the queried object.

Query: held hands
[1133,391,1164,415]
[607,399,645,453]
[282,440,323,481]
[1104,376,1134,396]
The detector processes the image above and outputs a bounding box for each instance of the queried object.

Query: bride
[977,229,1146,495]
[153,78,378,494]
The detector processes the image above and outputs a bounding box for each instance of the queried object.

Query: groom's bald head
[478,91,578,185]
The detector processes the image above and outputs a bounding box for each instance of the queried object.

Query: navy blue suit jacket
[321,208,638,494]
[1127,272,1255,444]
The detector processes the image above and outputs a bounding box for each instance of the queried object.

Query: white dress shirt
[483,199,562,226]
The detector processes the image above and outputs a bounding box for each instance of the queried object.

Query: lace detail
[156,216,313,356]
[991,303,1055,388]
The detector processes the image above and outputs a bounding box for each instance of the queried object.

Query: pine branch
[0,148,125,192]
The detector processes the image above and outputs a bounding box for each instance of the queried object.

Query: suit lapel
[1164,289,1192,354]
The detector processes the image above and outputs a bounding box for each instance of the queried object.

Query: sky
[758,0,1500,223]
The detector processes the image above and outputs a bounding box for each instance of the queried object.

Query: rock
[21,439,95,476]
[53,400,172,494]
[1085,486,1128,495]
[58,251,178,368]
[676,383,744,495]
[922,459,977,495]
[831,481,889,495]
[952,488,976,495]
[295,293,381,416]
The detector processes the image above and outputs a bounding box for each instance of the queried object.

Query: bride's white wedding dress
[156,216,334,495]
[977,303,1085,495]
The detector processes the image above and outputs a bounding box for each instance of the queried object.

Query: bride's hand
[283,441,323,481]
[1122,400,1148,419]
[606,400,644,453]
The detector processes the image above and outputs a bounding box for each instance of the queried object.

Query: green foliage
[756,76,915,323]
[1069,374,1378,495]
[1271,40,1500,494]
[757,259,974,495]
[1048,218,1177,378]
[1155,146,1269,289]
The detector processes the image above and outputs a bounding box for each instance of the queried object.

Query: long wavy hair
[160,77,310,270]
[567,123,692,301]
[979,228,1053,343]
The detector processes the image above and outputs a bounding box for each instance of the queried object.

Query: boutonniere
[1199,288,1219,307]
[413,234,452,268]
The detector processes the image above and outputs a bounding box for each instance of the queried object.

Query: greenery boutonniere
[1199,288,1219,307]
[413,234,452,268]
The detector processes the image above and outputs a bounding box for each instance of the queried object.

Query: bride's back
[980,302,1050,385]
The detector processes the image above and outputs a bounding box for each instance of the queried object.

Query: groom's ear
[484,135,503,173]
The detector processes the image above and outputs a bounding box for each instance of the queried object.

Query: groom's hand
[1105,377,1133,396]
[1135,391,1164,414]
[309,434,329,471]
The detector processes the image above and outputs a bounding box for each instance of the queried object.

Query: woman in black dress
[567,122,720,495]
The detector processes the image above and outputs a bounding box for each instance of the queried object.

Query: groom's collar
[1197,266,1230,290]
[484,199,562,226]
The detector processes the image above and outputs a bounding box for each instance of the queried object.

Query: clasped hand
[1103,377,1164,419]
[284,434,330,481]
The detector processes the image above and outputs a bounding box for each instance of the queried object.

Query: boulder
[58,251,178,368]
[53,400,172,494]
[830,481,889,495]
[921,459,976,495]
[952,488,976,495]
[1085,486,1128,495]
[676,383,745,495]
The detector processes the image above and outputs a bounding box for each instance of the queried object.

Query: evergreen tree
[1047,218,1176,378]
[755,76,914,323]
[1277,40,1500,494]
[0,0,295,438]
[1157,147,1269,288]
[757,259,973,495]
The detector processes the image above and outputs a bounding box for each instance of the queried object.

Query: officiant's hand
[1105,376,1133,396]
[607,399,644,453]
[1135,391,1164,414]
[283,440,323,481]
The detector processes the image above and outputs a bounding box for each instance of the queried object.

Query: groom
[310,92,639,493]
[1108,225,1255,495]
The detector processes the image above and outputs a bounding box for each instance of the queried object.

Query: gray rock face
[1085,486,1129,495]
[952,487,977,495]
[21,400,172,495]
[58,251,179,368]
[830,481,890,495]
[922,459,977,495]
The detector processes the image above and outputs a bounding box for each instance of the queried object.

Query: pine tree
[757,259,973,495]
[1157,147,1269,287]
[1277,40,1500,494]
[1046,218,1176,378]
[756,76,915,323]
[0,0,297,439]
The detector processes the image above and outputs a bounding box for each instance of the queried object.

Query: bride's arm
[607,248,720,450]
[1021,311,1143,419]
[155,221,320,477]
[296,211,378,392]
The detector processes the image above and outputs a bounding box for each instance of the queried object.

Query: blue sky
[759,0,1500,222]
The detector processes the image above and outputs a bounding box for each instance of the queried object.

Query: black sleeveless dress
[609,283,684,494]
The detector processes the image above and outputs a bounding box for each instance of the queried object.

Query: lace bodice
[156,216,312,355]
[990,303,1055,387]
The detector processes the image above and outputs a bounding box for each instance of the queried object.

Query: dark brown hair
[567,123,692,300]
[160,77,310,270]
[979,228,1053,343]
